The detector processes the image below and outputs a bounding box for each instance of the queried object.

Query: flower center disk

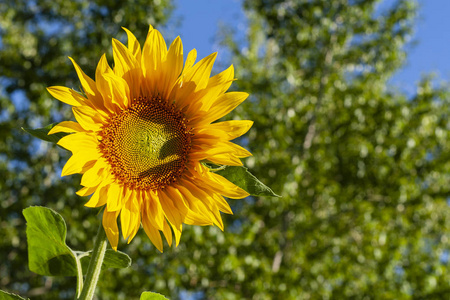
[99,97,191,190]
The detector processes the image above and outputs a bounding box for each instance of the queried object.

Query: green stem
[74,251,85,298]
[78,224,107,300]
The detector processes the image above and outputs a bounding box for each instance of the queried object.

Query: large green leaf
[140,292,169,300]
[22,123,69,144]
[0,290,29,300]
[214,166,280,197]
[23,206,132,277]
[23,206,78,276]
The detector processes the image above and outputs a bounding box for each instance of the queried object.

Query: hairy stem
[78,224,107,300]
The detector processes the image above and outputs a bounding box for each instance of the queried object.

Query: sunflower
[47,26,252,251]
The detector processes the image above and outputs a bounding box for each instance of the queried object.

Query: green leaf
[23,206,132,277]
[80,249,131,272]
[140,292,169,300]
[0,290,29,300]
[214,166,280,197]
[102,249,132,269]
[23,206,78,276]
[22,123,69,144]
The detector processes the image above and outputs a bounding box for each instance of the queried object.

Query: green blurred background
[1,0,449,299]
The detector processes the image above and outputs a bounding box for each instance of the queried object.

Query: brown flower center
[99,96,191,190]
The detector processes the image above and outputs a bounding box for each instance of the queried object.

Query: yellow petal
[76,185,97,197]
[120,206,131,239]
[185,168,234,214]
[172,52,217,110]
[198,120,253,141]
[175,183,202,212]
[102,209,120,251]
[62,57,111,117]
[142,217,163,253]
[112,38,141,100]
[84,187,105,208]
[204,153,243,166]
[126,195,141,243]
[159,189,183,229]
[172,170,213,226]
[182,48,197,76]
[102,73,130,110]
[48,121,85,135]
[184,211,214,226]
[72,106,104,132]
[177,181,223,230]
[188,177,233,214]
[224,141,253,158]
[189,140,250,165]
[183,52,217,89]
[159,36,183,100]
[69,57,99,98]
[122,27,141,61]
[190,172,233,216]
[167,218,182,247]
[189,144,244,165]
[80,158,107,187]
[162,219,173,247]
[105,183,125,212]
[191,92,249,126]
[57,132,99,153]
[202,168,249,199]
[95,54,120,114]
[211,193,233,215]
[47,86,87,106]
[206,64,235,97]
[84,181,111,208]
[142,190,165,231]
[207,65,234,94]
[164,185,189,217]
[180,179,224,230]
[61,153,97,177]
[141,27,167,96]
[183,65,235,117]
[120,190,139,241]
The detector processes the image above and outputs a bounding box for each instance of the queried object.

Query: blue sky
[173,0,450,95]
[172,0,245,60]
[391,0,450,93]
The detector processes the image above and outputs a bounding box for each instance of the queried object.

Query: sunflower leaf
[140,292,169,300]
[214,166,280,197]
[23,206,132,279]
[0,290,29,300]
[22,123,69,144]
[23,206,79,276]
[79,249,132,273]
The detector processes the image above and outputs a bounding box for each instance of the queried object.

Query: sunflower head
[48,26,252,251]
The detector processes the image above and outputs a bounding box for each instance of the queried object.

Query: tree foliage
[215,0,450,298]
